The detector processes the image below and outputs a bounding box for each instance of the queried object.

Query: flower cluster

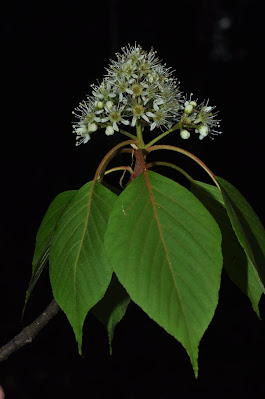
[179,95,221,140]
[72,44,221,145]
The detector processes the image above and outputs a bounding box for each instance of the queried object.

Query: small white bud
[198,125,209,137]
[105,126,115,136]
[97,101,104,109]
[180,129,190,139]
[88,123,98,133]
[189,100,197,107]
[184,104,194,115]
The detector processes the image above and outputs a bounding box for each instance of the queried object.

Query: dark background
[1,0,265,397]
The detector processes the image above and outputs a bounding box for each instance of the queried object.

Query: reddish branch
[0,299,60,362]
[128,149,147,184]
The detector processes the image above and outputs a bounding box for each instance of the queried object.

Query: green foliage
[27,146,265,377]
[24,190,76,313]
[13,44,264,378]
[91,274,130,354]
[217,177,265,291]
[191,180,264,317]
[104,171,223,376]
[49,181,117,352]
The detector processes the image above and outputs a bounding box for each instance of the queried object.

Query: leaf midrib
[142,170,195,363]
[72,182,97,311]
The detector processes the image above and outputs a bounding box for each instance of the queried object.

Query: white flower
[91,81,116,101]
[100,105,130,131]
[75,133,91,146]
[74,124,91,146]
[105,101,114,110]
[127,103,153,127]
[153,98,164,110]
[149,110,170,131]
[75,124,87,135]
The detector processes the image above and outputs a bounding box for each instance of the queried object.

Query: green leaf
[104,171,223,376]
[49,181,117,353]
[24,190,76,312]
[101,181,122,196]
[217,177,265,296]
[91,273,130,354]
[191,181,264,317]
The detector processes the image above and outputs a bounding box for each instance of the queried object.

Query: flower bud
[180,129,190,139]
[184,104,194,115]
[88,123,98,133]
[96,101,104,109]
[105,126,115,136]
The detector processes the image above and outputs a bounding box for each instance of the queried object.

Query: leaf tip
[77,338,83,357]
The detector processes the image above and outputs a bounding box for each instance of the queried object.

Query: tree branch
[0,299,60,362]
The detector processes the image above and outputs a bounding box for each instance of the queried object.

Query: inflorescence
[72,44,221,145]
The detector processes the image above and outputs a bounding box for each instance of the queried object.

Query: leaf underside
[104,171,223,376]
[191,180,264,317]
[217,177,265,296]
[91,273,130,354]
[24,190,76,312]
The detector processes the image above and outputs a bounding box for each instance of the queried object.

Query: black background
[1,0,265,397]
